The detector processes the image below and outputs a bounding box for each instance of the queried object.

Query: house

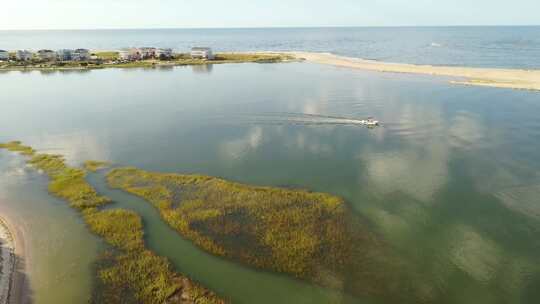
[191,47,214,60]
[16,50,33,61]
[155,48,173,60]
[72,49,90,61]
[119,48,141,61]
[57,49,73,61]
[139,47,156,59]
[0,50,9,61]
[37,49,56,61]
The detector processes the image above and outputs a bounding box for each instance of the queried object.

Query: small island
[0,47,296,72]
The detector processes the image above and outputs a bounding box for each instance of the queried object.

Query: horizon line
[1,24,540,31]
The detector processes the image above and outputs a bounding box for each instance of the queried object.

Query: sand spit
[0,217,15,304]
[292,52,540,91]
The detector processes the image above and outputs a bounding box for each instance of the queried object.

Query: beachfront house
[155,48,173,60]
[119,48,141,61]
[37,49,56,61]
[0,50,9,61]
[191,47,214,60]
[16,50,33,61]
[57,49,73,61]
[72,49,91,61]
[139,47,157,59]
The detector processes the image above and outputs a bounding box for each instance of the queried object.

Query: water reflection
[1,62,540,303]
[191,64,213,74]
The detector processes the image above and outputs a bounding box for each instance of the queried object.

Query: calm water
[1,27,540,69]
[1,62,540,303]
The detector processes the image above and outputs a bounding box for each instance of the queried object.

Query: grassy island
[0,142,225,304]
[0,52,296,72]
[84,160,111,172]
[107,167,423,301]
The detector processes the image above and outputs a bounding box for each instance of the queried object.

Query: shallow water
[1,62,540,303]
[0,153,101,304]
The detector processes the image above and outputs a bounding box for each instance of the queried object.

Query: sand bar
[291,52,540,91]
[0,217,15,304]
[0,215,28,304]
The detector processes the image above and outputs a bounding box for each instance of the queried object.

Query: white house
[155,48,173,60]
[37,49,56,61]
[191,47,214,60]
[16,50,33,61]
[0,50,9,61]
[57,49,73,61]
[72,49,90,61]
[119,48,141,61]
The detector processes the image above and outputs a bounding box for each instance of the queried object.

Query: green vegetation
[214,53,295,63]
[0,141,35,155]
[0,142,224,304]
[85,208,224,304]
[84,160,111,172]
[107,167,421,300]
[28,153,110,209]
[94,51,119,61]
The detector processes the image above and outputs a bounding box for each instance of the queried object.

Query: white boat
[359,117,379,126]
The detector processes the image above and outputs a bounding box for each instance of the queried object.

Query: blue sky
[1,0,539,30]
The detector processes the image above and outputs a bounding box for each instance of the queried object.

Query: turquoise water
[1,26,540,69]
[1,62,540,303]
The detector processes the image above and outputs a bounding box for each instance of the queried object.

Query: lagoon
[1,62,540,303]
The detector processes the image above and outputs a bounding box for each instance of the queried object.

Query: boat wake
[224,112,380,127]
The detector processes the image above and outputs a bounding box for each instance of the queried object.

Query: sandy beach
[0,215,28,304]
[292,52,540,91]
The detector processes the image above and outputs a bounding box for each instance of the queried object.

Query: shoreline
[2,49,539,91]
[290,52,540,91]
[0,215,29,304]
[0,52,297,72]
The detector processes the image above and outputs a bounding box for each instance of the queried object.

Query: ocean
[1,26,539,69]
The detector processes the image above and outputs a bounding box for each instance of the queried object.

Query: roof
[191,47,212,51]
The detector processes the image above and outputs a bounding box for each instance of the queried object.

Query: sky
[1,0,539,30]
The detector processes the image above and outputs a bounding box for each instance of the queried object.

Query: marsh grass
[0,142,225,304]
[0,141,36,156]
[107,167,420,300]
[94,51,119,61]
[84,160,111,172]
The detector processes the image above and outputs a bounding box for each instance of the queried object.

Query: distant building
[72,49,90,61]
[155,48,173,60]
[37,49,56,61]
[16,50,33,61]
[139,47,156,59]
[57,49,73,61]
[191,47,214,60]
[119,48,141,61]
[0,50,9,61]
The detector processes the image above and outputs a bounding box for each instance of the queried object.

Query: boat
[359,117,379,126]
